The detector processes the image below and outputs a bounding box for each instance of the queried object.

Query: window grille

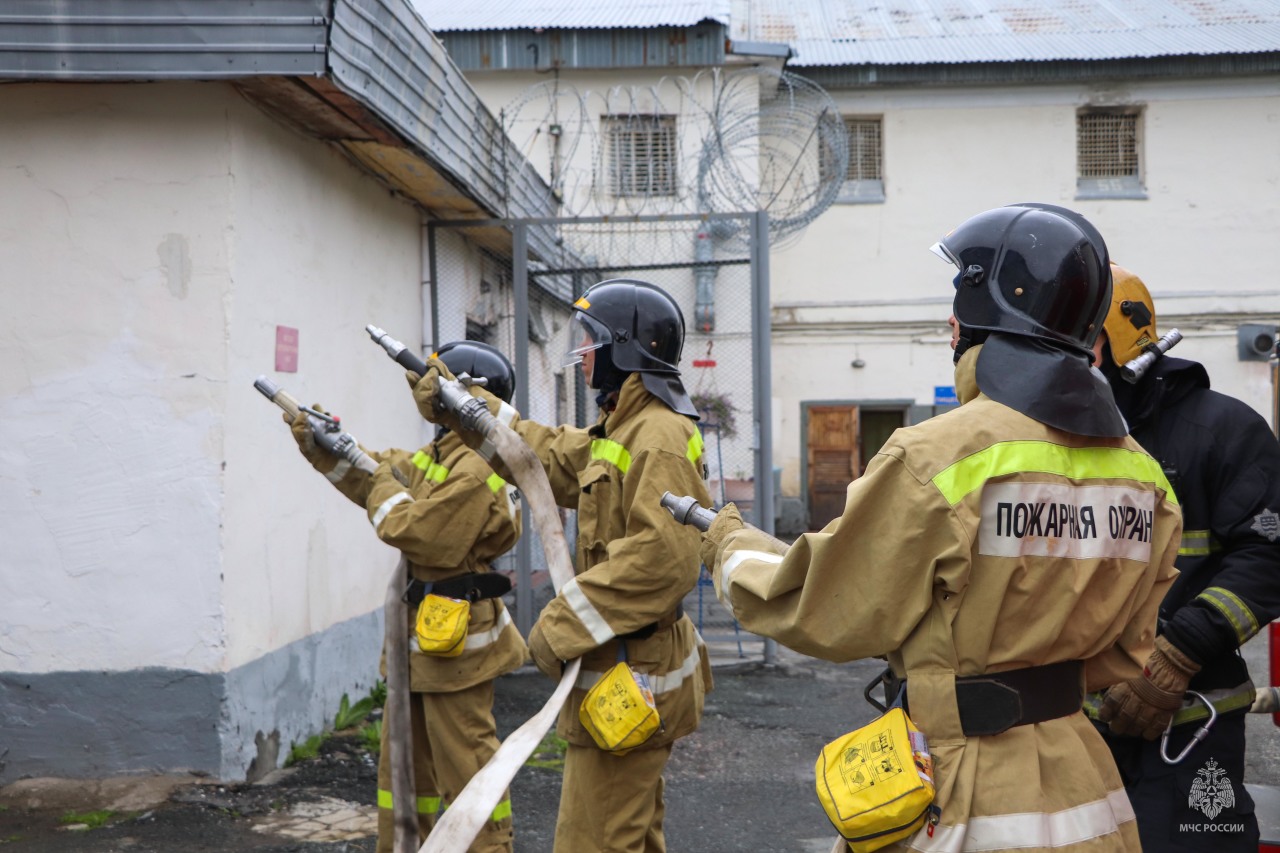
[603,115,677,197]
[844,117,882,182]
[1077,110,1139,179]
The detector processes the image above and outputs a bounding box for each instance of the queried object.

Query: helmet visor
[561,312,612,368]
[929,240,961,269]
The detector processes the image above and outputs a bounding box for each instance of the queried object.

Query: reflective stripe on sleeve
[376,789,441,815]
[371,491,413,531]
[907,788,1135,852]
[1195,586,1261,644]
[1178,529,1220,556]
[576,641,702,695]
[490,798,512,822]
[561,577,614,645]
[324,458,352,483]
[590,438,632,474]
[411,451,449,483]
[930,441,1177,507]
[687,430,704,467]
[486,472,507,492]
[718,549,785,607]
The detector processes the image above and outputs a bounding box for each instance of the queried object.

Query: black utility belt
[402,572,512,606]
[905,660,1084,737]
[619,604,684,641]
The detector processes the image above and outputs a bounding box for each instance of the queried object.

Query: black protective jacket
[1107,355,1280,689]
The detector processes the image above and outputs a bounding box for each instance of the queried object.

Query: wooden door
[807,406,860,530]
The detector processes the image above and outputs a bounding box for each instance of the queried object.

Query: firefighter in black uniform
[1092,263,1280,851]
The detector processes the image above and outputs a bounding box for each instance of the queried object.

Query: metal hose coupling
[1121,328,1182,383]
[661,491,717,532]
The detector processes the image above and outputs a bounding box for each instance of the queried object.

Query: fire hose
[253,377,419,851]
[364,326,581,853]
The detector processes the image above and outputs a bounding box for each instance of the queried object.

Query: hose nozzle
[1121,328,1183,383]
[661,492,717,532]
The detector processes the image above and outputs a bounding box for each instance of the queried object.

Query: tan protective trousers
[376,680,513,853]
[553,742,673,853]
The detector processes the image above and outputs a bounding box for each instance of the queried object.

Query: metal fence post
[750,210,778,665]
[513,222,534,638]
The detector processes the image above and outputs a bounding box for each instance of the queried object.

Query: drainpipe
[693,224,717,333]
[1272,331,1279,439]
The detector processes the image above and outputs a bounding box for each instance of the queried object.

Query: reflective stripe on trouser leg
[554,742,673,853]
[421,680,513,853]
[377,692,438,853]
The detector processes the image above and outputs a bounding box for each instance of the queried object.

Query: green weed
[59,809,116,829]
[524,733,568,773]
[369,679,387,708]
[285,733,328,766]
[334,692,376,731]
[359,719,383,753]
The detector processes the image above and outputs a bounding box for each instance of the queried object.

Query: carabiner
[1160,690,1217,765]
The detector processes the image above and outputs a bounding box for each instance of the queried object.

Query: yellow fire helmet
[1103,263,1158,366]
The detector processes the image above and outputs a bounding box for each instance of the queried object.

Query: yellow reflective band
[377,789,442,814]
[491,799,512,822]
[1196,586,1261,645]
[574,296,591,309]
[931,441,1178,507]
[687,430,704,467]
[1178,529,1220,556]
[411,451,449,483]
[486,472,507,493]
[590,438,632,474]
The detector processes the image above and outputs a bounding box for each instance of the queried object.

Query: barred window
[845,117,883,182]
[1076,108,1145,198]
[603,114,677,197]
[830,115,885,204]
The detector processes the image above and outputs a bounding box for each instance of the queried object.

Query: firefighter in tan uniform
[288,340,526,853]
[410,279,713,853]
[699,204,1182,852]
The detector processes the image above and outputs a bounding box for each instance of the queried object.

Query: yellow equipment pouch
[413,594,470,657]
[815,707,938,852]
[579,644,661,755]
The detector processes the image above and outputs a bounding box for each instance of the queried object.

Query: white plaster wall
[220,89,425,671]
[0,83,234,674]
[0,82,426,676]
[770,75,1280,494]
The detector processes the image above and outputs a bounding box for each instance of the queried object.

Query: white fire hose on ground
[363,327,581,853]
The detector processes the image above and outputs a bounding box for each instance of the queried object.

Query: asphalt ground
[1,637,1278,852]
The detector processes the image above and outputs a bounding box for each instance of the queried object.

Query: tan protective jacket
[507,373,714,748]
[328,430,527,693]
[707,394,1181,852]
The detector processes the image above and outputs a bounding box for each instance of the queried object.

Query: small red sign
[692,359,717,368]
[275,325,299,373]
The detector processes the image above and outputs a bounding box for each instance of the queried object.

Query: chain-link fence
[428,212,772,661]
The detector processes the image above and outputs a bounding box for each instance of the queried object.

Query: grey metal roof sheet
[740,0,1280,66]
[409,0,730,32]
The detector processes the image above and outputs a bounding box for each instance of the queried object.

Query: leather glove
[406,357,465,433]
[285,405,339,476]
[1098,635,1202,740]
[699,503,744,570]
[527,621,563,682]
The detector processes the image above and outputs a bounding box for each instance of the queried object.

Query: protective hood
[641,372,700,418]
[976,334,1128,437]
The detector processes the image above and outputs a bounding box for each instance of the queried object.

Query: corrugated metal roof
[737,0,1280,66]
[410,0,730,32]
